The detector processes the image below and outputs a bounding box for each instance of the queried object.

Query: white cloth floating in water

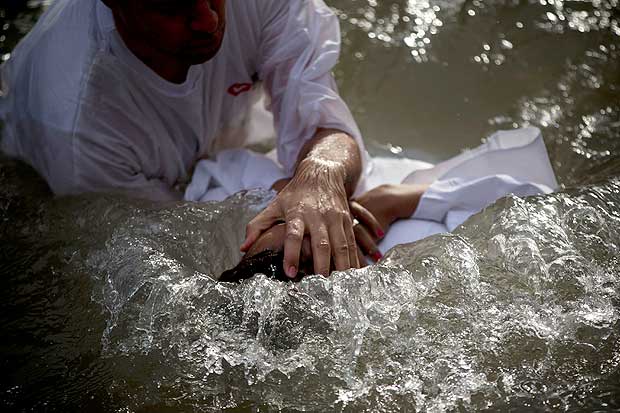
[185,127,558,252]
[380,126,558,252]
[184,149,288,203]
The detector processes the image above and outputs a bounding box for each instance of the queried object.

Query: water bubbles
[2,0,620,410]
[534,0,618,35]
[500,39,514,50]
[2,157,620,412]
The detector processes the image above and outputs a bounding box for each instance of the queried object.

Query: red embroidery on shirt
[227,83,252,96]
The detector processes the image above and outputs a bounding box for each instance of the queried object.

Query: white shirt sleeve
[257,0,369,175]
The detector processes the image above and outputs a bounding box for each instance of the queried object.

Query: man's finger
[283,216,305,279]
[328,211,351,272]
[353,224,383,262]
[344,214,360,269]
[240,202,281,252]
[309,223,331,276]
[350,201,385,239]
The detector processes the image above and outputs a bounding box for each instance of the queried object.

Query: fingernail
[287,266,297,278]
[371,252,383,262]
[377,229,385,238]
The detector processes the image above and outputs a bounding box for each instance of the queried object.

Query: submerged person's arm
[354,184,429,229]
[350,184,429,261]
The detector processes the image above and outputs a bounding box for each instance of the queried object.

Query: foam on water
[2,169,617,411]
[97,182,620,411]
[1,0,619,411]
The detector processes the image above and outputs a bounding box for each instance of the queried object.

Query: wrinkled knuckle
[336,243,349,254]
[286,230,303,242]
[314,239,330,251]
[288,218,304,230]
[327,209,346,221]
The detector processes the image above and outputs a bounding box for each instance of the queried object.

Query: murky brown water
[330,0,620,184]
[1,1,619,412]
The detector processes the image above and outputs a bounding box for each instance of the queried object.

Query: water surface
[0,0,619,412]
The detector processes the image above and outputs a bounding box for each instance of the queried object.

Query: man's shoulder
[227,0,290,32]
[6,0,104,115]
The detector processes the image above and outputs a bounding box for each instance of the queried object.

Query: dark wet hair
[219,250,305,283]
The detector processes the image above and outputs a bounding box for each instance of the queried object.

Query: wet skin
[224,184,429,281]
[102,0,227,83]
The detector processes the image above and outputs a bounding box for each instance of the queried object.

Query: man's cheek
[148,18,191,47]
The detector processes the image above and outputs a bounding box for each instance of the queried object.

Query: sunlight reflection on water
[0,0,619,411]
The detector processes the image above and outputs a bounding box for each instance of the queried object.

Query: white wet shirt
[0,0,366,200]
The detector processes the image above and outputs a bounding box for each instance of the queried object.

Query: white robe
[185,127,558,253]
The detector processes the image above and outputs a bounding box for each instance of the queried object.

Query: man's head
[103,0,226,78]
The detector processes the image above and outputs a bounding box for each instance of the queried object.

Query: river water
[1,1,619,412]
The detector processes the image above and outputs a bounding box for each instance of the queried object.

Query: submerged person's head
[220,223,314,283]
[103,0,226,74]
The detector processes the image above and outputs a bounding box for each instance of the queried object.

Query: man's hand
[240,129,363,278]
[241,158,358,277]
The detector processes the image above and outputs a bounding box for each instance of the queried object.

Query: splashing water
[1,160,618,411]
[1,0,620,411]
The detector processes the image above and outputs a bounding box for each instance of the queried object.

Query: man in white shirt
[0,0,371,278]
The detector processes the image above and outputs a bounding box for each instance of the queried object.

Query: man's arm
[241,128,362,277]
[244,0,373,277]
[295,128,362,196]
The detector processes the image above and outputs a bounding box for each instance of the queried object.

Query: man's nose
[190,0,219,33]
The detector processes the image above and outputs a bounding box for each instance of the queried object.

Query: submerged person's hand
[349,201,385,263]
[351,184,430,259]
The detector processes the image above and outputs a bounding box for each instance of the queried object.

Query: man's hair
[219,250,304,283]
